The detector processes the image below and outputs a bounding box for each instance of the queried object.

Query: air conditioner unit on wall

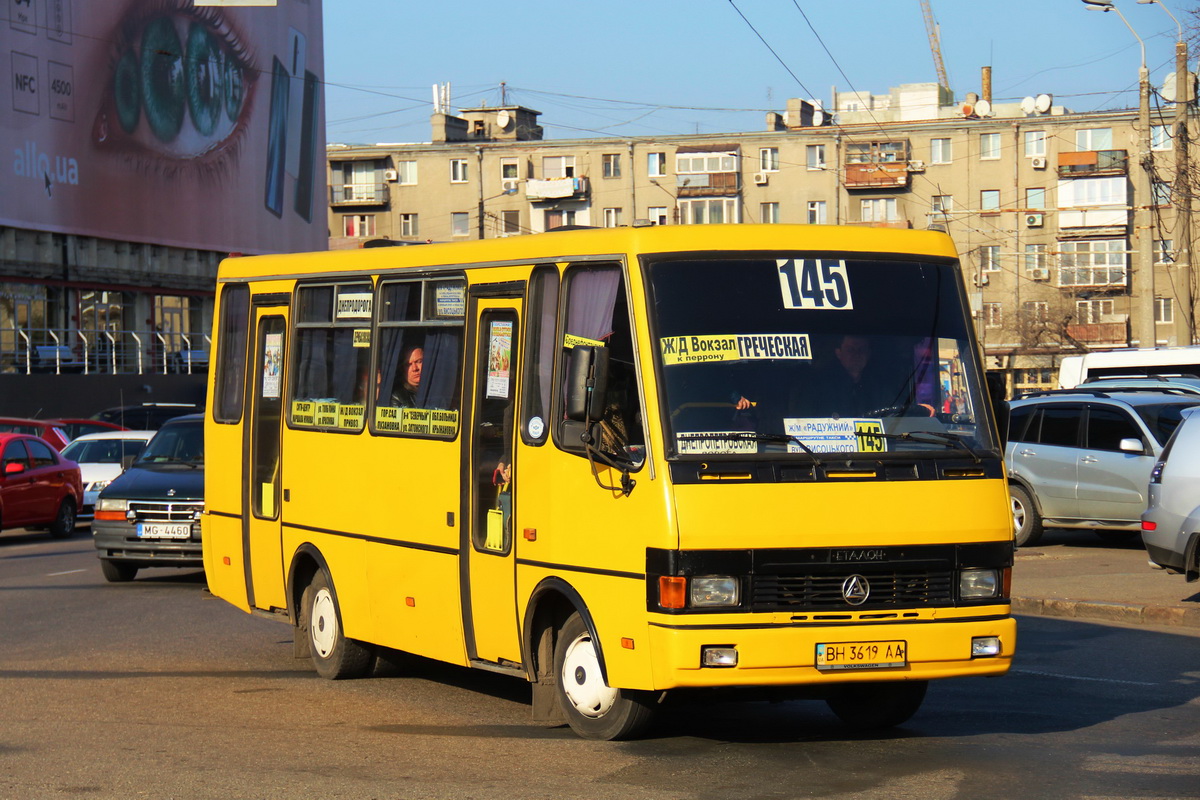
[753,172,769,186]
[907,160,926,172]
[1031,157,1047,170]
[1029,267,1050,281]
[384,169,398,181]
[1025,213,1044,227]
[502,179,519,194]
[974,274,990,287]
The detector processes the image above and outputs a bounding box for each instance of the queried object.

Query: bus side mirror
[566,345,609,422]
[986,371,1009,446]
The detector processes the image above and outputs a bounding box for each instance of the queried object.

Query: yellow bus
[203,224,1015,739]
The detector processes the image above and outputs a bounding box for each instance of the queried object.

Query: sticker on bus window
[777,259,854,310]
[430,409,459,436]
[676,431,759,455]
[660,333,811,366]
[783,418,886,453]
[435,284,466,318]
[564,333,604,349]
[262,333,282,399]
[338,404,365,430]
[352,329,371,348]
[401,407,431,434]
[376,405,402,432]
[315,401,339,427]
[335,292,372,320]
[487,320,513,399]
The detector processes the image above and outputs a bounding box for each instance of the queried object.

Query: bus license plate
[815,640,907,671]
[137,523,192,539]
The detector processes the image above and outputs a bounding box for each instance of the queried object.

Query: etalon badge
[841,574,870,606]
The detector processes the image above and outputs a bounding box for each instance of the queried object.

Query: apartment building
[326,82,1195,393]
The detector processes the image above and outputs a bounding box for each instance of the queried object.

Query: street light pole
[1140,0,1194,344]
[1084,0,1157,348]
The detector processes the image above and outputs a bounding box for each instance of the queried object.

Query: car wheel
[100,559,138,582]
[48,498,77,539]
[1010,484,1044,547]
[554,611,654,740]
[826,680,928,731]
[301,568,375,680]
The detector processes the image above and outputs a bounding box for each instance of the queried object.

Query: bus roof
[217,224,960,282]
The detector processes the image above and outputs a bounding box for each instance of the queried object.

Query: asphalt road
[2,529,1199,800]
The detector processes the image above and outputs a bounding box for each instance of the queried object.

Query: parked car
[48,418,128,441]
[14,344,87,373]
[92,415,204,582]
[90,402,202,431]
[1142,406,1200,582]
[0,432,82,537]
[0,417,72,451]
[1007,389,1200,547]
[1077,377,1200,396]
[60,431,156,522]
[167,349,208,373]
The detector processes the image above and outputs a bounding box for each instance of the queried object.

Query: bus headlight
[960,568,1001,599]
[690,576,739,607]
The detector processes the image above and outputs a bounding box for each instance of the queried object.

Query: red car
[47,418,129,441]
[0,417,72,451]
[0,432,82,537]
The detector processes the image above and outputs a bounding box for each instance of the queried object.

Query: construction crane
[920,0,951,92]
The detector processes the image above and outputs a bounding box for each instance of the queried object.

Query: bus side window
[214,283,250,423]
[556,263,645,456]
[521,265,559,445]
[292,282,372,431]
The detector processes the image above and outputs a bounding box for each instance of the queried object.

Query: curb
[1012,596,1200,629]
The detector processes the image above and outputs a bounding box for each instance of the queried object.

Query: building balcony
[1057,150,1128,178]
[1065,320,1129,345]
[842,162,910,189]
[846,219,913,229]
[676,172,741,197]
[330,184,390,206]
[525,177,589,201]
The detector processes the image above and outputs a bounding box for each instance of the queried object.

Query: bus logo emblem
[842,575,870,606]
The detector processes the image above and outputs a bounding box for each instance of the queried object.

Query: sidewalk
[1011,529,1200,629]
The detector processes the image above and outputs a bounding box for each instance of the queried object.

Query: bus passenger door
[244,307,288,612]
[464,299,522,666]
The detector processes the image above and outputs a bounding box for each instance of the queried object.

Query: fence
[0,327,211,376]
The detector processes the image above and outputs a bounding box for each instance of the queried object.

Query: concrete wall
[0,375,206,419]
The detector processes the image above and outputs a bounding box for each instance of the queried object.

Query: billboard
[2,0,325,255]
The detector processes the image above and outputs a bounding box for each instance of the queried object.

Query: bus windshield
[646,255,996,458]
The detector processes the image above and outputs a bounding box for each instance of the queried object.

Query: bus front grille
[751,569,955,610]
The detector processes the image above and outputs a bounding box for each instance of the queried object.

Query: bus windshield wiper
[863,430,981,463]
[732,431,826,467]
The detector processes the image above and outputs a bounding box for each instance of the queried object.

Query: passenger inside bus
[390,345,423,407]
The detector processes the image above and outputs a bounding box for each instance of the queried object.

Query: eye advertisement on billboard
[1,0,325,255]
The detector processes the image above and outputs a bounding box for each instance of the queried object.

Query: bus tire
[826,680,927,731]
[1010,484,1044,548]
[302,569,374,680]
[553,611,654,740]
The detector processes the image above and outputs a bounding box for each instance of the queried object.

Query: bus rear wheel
[826,680,927,731]
[301,569,374,680]
[553,611,654,740]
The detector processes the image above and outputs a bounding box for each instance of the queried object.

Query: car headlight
[690,576,740,607]
[96,497,128,513]
[960,568,1001,599]
[90,480,111,493]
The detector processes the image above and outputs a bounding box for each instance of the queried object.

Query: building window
[1058,239,1127,287]
[1076,128,1113,150]
[400,213,418,237]
[545,209,576,229]
[1014,368,1055,392]
[1151,125,1173,151]
[981,245,1001,272]
[930,138,952,164]
[760,202,780,224]
[806,144,826,169]
[984,303,1002,328]
[1076,298,1115,325]
[500,158,519,180]
[1156,297,1174,324]
[1023,130,1046,157]
[860,197,898,222]
[846,140,908,163]
[679,198,741,224]
[343,215,375,237]
[932,195,953,214]
[451,212,470,236]
[647,206,668,226]
[337,161,381,201]
[647,152,667,177]
[1024,244,1049,277]
[1153,181,1172,207]
[1025,187,1046,210]
[502,210,520,235]
[1022,301,1049,324]
[1155,239,1175,264]
[450,159,468,183]
[603,207,622,227]
[981,190,1001,213]
[543,155,576,178]
[676,151,739,174]
[760,147,780,172]
[980,133,1001,160]
[397,160,418,185]
[602,154,621,179]
[807,200,827,224]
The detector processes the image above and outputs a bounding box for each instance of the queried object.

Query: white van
[1058,345,1200,388]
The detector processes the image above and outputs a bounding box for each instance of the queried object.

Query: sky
[322,0,1197,145]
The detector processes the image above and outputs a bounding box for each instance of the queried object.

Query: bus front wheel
[825,680,927,731]
[301,569,374,680]
[553,612,654,740]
